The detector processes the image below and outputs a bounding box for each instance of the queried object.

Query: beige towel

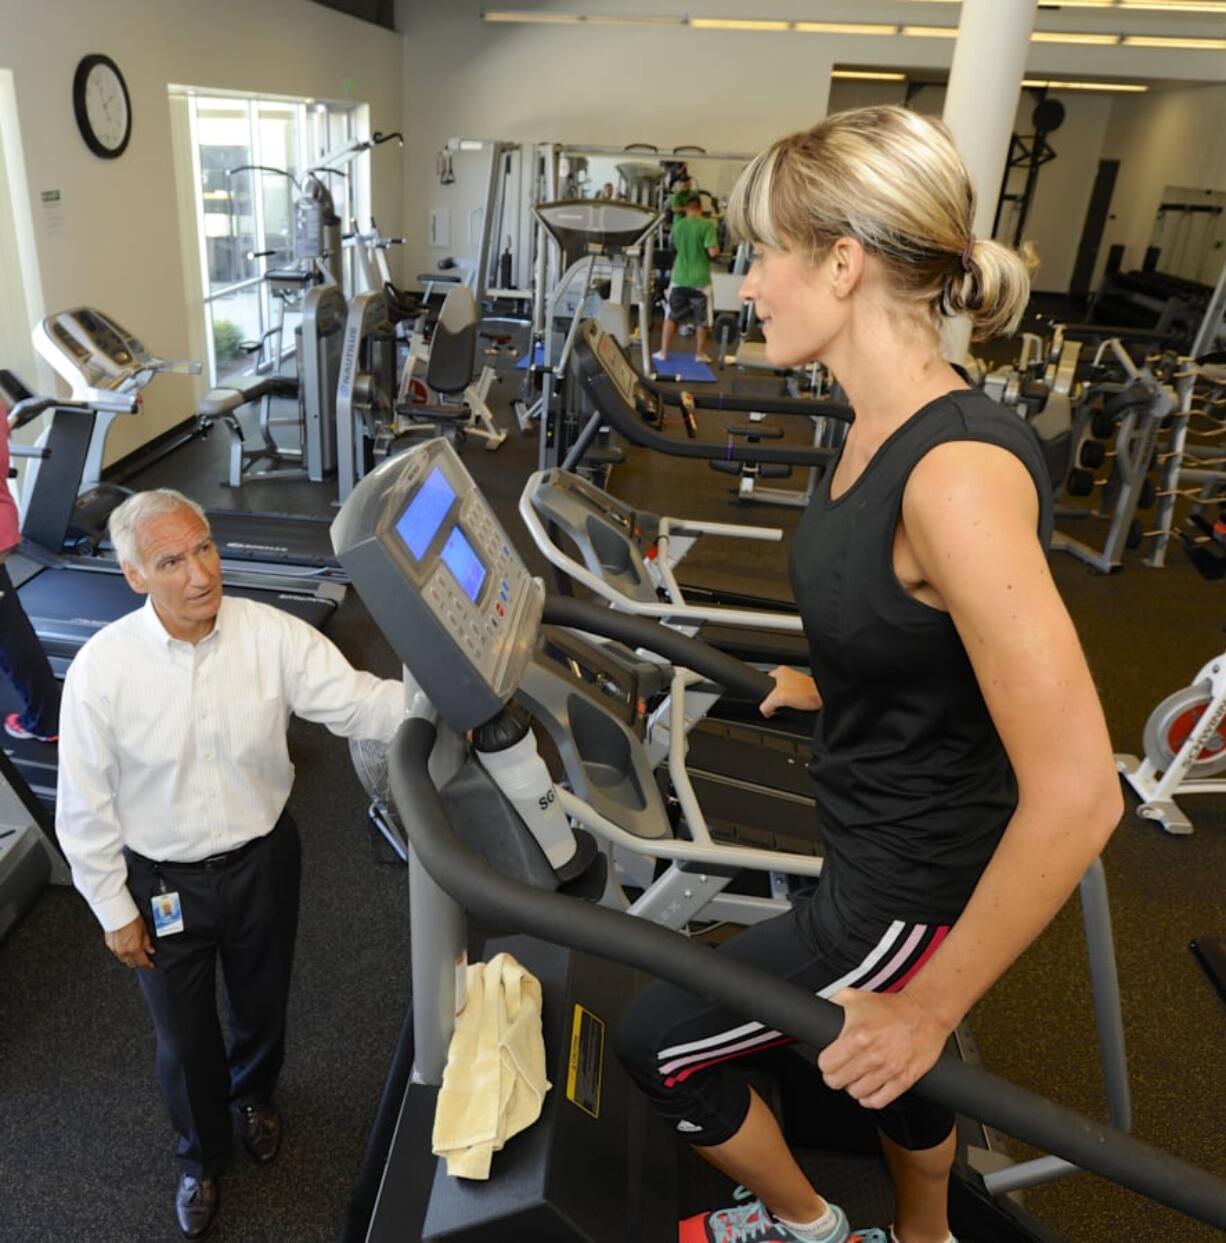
[431,952,551,1179]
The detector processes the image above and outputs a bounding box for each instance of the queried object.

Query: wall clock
[73,54,131,159]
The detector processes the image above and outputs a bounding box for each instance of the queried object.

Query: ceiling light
[795,22,899,34]
[690,18,791,31]
[832,70,907,80]
[1123,33,1226,47]
[582,13,684,23]
[482,11,582,22]
[901,25,958,36]
[1120,1,1226,11]
[1031,31,1122,42]
[1023,78,1150,90]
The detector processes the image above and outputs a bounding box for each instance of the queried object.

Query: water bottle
[474,709,577,873]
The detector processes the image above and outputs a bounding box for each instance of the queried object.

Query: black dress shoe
[175,1174,219,1240]
[235,1101,283,1164]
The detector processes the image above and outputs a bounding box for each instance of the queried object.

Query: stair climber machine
[28,306,348,601]
[562,318,851,617]
[518,465,821,839]
[330,438,1226,1243]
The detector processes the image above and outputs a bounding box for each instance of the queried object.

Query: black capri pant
[614,906,956,1152]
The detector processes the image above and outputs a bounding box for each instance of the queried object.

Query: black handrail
[644,374,852,421]
[388,717,1226,1231]
[543,597,775,702]
[588,373,834,467]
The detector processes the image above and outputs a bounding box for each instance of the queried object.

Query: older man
[55,488,402,1240]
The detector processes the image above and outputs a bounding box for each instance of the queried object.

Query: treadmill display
[440,528,486,602]
[396,466,456,560]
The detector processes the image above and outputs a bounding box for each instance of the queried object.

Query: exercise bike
[1117,646,1226,836]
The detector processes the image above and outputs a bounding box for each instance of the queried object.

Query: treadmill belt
[18,566,336,659]
[206,510,340,570]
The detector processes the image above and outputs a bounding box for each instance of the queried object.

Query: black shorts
[613,906,956,1151]
[666,285,712,326]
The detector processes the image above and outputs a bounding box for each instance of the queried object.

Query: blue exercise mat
[515,344,547,370]
[652,355,717,383]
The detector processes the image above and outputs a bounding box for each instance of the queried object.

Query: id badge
[152,891,185,937]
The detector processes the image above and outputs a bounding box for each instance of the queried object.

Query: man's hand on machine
[817,989,950,1110]
[760,666,822,716]
[106,914,156,970]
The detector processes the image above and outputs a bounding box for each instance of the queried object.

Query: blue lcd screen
[396,467,456,560]
[441,528,487,602]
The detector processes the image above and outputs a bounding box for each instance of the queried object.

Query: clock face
[73,54,132,159]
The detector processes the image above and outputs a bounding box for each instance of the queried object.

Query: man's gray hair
[108,489,210,570]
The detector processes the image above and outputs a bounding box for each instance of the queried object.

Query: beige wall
[0,0,402,465]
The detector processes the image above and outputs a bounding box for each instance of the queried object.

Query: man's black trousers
[126,813,301,1178]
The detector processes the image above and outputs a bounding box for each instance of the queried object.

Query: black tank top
[790,389,1054,942]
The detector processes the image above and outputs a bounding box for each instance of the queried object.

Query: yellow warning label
[565,1003,605,1119]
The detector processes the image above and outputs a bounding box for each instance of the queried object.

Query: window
[181,93,361,384]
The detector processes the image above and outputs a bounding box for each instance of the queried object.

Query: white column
[942,0,1037,359]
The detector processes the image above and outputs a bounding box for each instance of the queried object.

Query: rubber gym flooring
[0,336,1223,1243]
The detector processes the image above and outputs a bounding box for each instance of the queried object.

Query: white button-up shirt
[56,595,404,932]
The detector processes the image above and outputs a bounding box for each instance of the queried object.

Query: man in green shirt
[656,195,720,364]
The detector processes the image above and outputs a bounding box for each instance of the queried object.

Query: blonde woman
[614,107,1122,1243]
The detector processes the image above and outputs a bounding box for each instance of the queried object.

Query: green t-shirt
[671,215,718,289]
[671,189,692,214]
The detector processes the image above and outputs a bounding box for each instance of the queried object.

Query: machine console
[331,438,543,732]
[576,318,655,417]
[33,307,200,399]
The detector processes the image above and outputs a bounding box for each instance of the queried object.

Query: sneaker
[695,352,713,364]
[679,1189,886,1243]
[4,713,58,743]
[653,350,670,362]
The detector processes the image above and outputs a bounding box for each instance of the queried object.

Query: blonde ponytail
[942,238,1035,341]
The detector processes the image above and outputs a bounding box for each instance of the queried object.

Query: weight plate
[1142,682,1226,776]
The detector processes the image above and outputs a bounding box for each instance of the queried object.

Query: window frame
[182,91,361,384]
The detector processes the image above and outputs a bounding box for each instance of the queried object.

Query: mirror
[1148,186,1226,286]
[558,151,750,213]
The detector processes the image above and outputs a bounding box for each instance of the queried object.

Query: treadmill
[31,307,347,589]
[0,748,70,936]
[3,369,339,681]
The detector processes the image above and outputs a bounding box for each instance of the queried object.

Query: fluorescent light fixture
[582,13,684,23]
[795,21,899,34]
[483,11,582,22]
[900,25,958,36]
[1023,78,1150,91]
[691,17,790,30]
[832,70,907,80]
[1121,1,1226,10]
[1031,30,1122,43]
[1123,33,1226,46]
